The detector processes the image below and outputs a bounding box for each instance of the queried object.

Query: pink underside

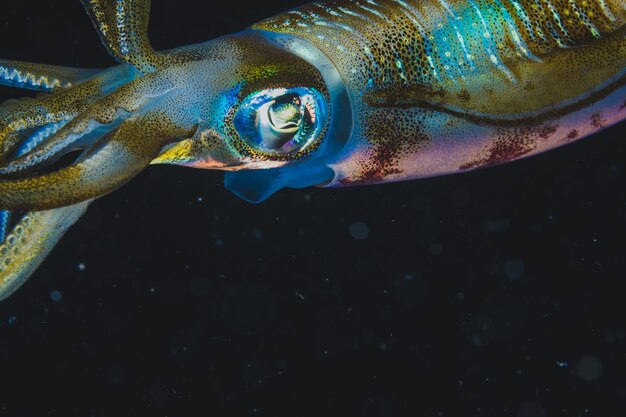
[326,84,626,187]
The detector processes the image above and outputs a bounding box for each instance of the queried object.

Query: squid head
[150,31,352,202]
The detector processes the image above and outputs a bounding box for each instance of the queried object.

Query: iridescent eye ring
[234,87,327,156]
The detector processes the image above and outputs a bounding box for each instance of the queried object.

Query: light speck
[49,290,62,302]
[77,262,86,272]
[349,221,369,240]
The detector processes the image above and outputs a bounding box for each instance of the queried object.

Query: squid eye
[234,88,327,155]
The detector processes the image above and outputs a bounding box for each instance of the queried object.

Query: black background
[1,1,625,416]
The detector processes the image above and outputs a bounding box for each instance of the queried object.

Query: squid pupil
[268,94,303,133]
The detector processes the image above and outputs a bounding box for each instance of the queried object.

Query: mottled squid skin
[0,0,624,299]
[256,0,626,184]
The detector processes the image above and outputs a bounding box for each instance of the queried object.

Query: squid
[0,0,624,300]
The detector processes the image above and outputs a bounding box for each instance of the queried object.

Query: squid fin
[0,202,90,301]
[225,164,334,203]
[81,0,162,73]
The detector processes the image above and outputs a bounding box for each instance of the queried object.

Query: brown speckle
[457,89,471,102]
[341,110,430,185]
[459,124,555,170]
[590,113,606,129]
[538,125,558,139]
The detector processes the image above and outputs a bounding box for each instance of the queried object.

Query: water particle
[149,383,170,402]
[349,222,369,240]
[49,290,62,302]
[429,243,443,255]
[577,356,604,381]
[77,262,86,271]
[516,400,547,417]
[503,258,525,280]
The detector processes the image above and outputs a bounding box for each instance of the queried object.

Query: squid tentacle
[0,60,127,300]
[0,65,137,161]
[0,0,187,299]
[0,110,189,211]
[0,69,176,176]
[81,0,164,73]
[0,200,91,301]
[0,59,108,284]
[0,59,101,92]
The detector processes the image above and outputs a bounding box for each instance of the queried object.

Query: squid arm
[0,0,175,297]
[81,0,164,73]
[0,59,101,92]
[0,201,90,301]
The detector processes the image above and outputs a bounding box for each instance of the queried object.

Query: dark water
[1,1,625,416]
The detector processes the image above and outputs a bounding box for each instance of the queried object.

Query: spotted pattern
[0,60,102,93]
[459,123,558,169]
[256,0,626,183]
[339,108,431,184]
[257,0,625,91]
[81,0,163,73]
[0,201,90,301]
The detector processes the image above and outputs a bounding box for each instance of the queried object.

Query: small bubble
[149,383,170,402]
[349,222,369,240]
[77,262,86,271]
[49,290,62,302]
[429,243,443,255]
[577,356,604,381]
[516,400,547,417]
[503,258,525,280]
[464,314,496,347]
